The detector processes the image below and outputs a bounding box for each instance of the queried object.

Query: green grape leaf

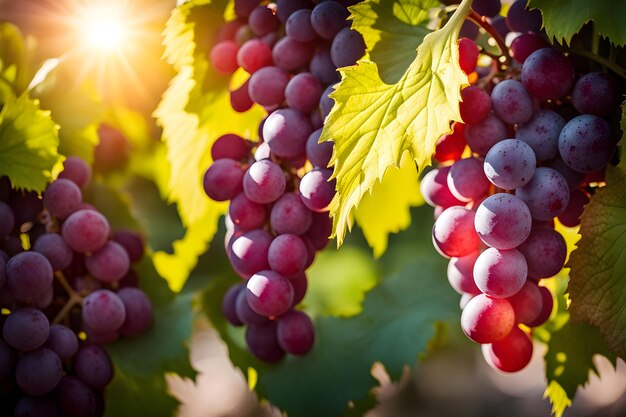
[85,182,194,417]
[203,206,457,417]
[567,123,626,359]
[529,0,626,46]
[354,153,424,257]
[0,94,62,191]
[321,0,470,247]
[350,0,440,84]
[155,0,265,290]
[544,322,617,417]
[0,23,31,97]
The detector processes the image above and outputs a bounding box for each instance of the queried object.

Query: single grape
[272,36,314,71]
[229,193,267,231]
[211,134,249,162]
[246,270,294,317]
[248,66,290,106]
[45,324,79,359]
[319,83,336,120]
[482,327,533,372]
[43,179,82,220]
[306,128,333,168]
[74,345,113,389]
[85,241,130,283]
[510,32,549,64]
[447,251,481,295]
[472,0,501,17]
[521,48,574,101]
[458,37,479,74]
[286,9,317,42]
[237,39,272,73]
[62,209,110,254]
[299,168,336,212]
[420,166,465,208]
[82,289,126,333]
[310,48,340,86]
[473,248,527,298]
[210,41,239,74]
[464,114,508,156]
[434,122,466,163]
[16,347,63,395]
[234,0,262,18]
[3,308,50,351]
[290,273,308,307]
[484,139,536,189]
[14,395,60,417]
[277,310,315,355]
[268,234,308,277]
[6,251,54,304]
[558,114,614,173]
[459,86,491,125]
[245,322,285,363]
[249,5,279,37]
[276,0,311,23]
[459,20,479,39]
[243,159,286,204]
[270,192,313,235]
[474,193,532,250]
[203,158,245,202]
[432,206,479,258]
[59,156,92,188]
[490,79,534,125]
[235,288,270,325]
[506,0,542,33]
[572,72,620,117]
[229,229,273,278]
[331,28,366,68]
[516,167,569,221]
[31,233,72,271]
[515,110,565,162]
[527,285,554,327]
[117,287,153,337]
[230,78,255,112]
[263,108,313,158]
[304,212,332,251]
[222,284,245,326]
[461,294,515,343]
[517,227,566,279]
[57,376,97,417]
[310,1,349,40]
[285,72,322,114]
[447,157,490,202]
[111,230,144,263]
[507,280,542,325]
[558,189,589,227]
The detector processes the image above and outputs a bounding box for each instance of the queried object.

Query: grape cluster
[0,157,153,416]
[204,0,363,363]
[426,0,620,373]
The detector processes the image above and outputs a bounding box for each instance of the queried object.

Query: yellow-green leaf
[321,0,470,247]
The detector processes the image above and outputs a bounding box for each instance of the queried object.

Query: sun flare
[78,5,127,53]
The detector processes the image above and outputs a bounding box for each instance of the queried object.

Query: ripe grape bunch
[425,0,621,373]
[204,0,363,363]
[0,157,153,416]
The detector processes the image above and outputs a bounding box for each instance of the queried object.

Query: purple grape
[558,189,589,227]
[268,234,308,277]
[277,310,315,355]
[272,36,314,71]
[507,280,542,325]
[84,324,119,346]
[331,28,366,68]
[234,0,262,18]
[490,80,534,125]
[527,285,554,327]
[14,395,60,417]
[57,376,97,417]
[506,0,542,33]
[310,48,340,86]
[62,209,110,254]
[421,166,464,208]
[229,192,267,231]
[222,284,244,326]
[249,5,279,37]
[548,157,585,191]
[484,139,536,189]
[572,72,620,117]
[475,193,532,249]
[459,86,491,125]
[6,251,53,304]
[473,248,527,298]
[8,191,42,226]
[464,114,508,156]
[43,179,82,220]
[0,201,15,237]
[243,159,286,204]
[515,109,565,162]
[299,168,336,212]
[310,1,349,40]
[306,128,333,168]
[85,241,130,283]
[211,134,249,161]
[286,9,317,42]
[521,48,574,101]
[74,345,113,389]
[210,40,239,74]
[235,288,270,325]
[517,227,566,279]
[248,66,290,106]
[447,251,481,295]
[263,108,313,158]
[459,20,479,39]
[510,32,549,64]
[447,157,490,202]
[246,270,294,317]
[516,167,569,221]
[270,192,313,235]
[230,78,255,112]
[319,83,336,121]
[558,114,614,173]
[230,229,273,278]
[3,308,49,351]
[290,273,308,307]
[82,289,126,333]
[276,0,311,23]
[112,230,144,263]
[59,156,92,188]
[472,0,501,17]
[117,287,153,337]
[45,324,79,359]
[202,158,245,202]
[304,212,332,250]
[245,321,285,363]
[286,72,323,114]
[16,347,62,395]
[461,294,515,343]
[432,206,479,258]
[32,233,73,271]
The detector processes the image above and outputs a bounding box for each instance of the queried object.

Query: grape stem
[52,272,84,325]
[467,10,512,67]
[570,49,626,80]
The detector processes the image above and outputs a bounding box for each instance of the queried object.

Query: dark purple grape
[558,114,614,173]
[310,47,340,86]
[229,193,267,231]
[74,345,113,389]
[3,308,49,351]
[459,19,479,39]
[222,284,244,326]
[319,83,336,120]
[117,288,153,337]
[16,348,62,395]
[517,226,567,279]
[304,212,332,250]
[59,156,92,188]
[33,233,73,271]
[14,395,59,417]
[243,159,286,204]
[521,48,574,101]
[211,134,249,161]
[57,376,97,417]
[45,324,79,359]
[9,191,42,226]
[506,0,542,33]
[230,78,255,112]
[43,179,82,220]
[516,167,570,221]
[490,80,534,125]
[82,289,126,333]
[286,9,317,42]
[246,321,285,363]
[111,230,144,263]
[527,285,554,327]
[272,36,314,71]
[85,241,130,283]
[572,72,620,117]
[248,66,290,106]
[263,108,313,158]
[516,110,565,162]
[84,324,119,346]
[510,32,549,64]
[299,168,336,212]
[249,6,279,37]
[0,201,15,237]
[286,72,323,114]
[62,209,110,254]
[235,288,270,325]
[558,189,589,227]
[6,251,53,304]
[202,158,245,202]
[277,310,315,355]
[306,128,333,168]
[268,234,308,277]
[230,229,273,278]
[276,0,311,23]
[472,0,501,17]
[464,114,508,156]
[484,139,536,190]
[331,28,366,68]
[310,1,349,40]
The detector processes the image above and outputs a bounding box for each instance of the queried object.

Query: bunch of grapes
[204,0,363,363]
[425,0,621,373]
[0,157,153,416]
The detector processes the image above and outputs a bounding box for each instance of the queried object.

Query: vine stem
[570,49,626,80]
[467,10,512,67]
[52,272,83,325]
